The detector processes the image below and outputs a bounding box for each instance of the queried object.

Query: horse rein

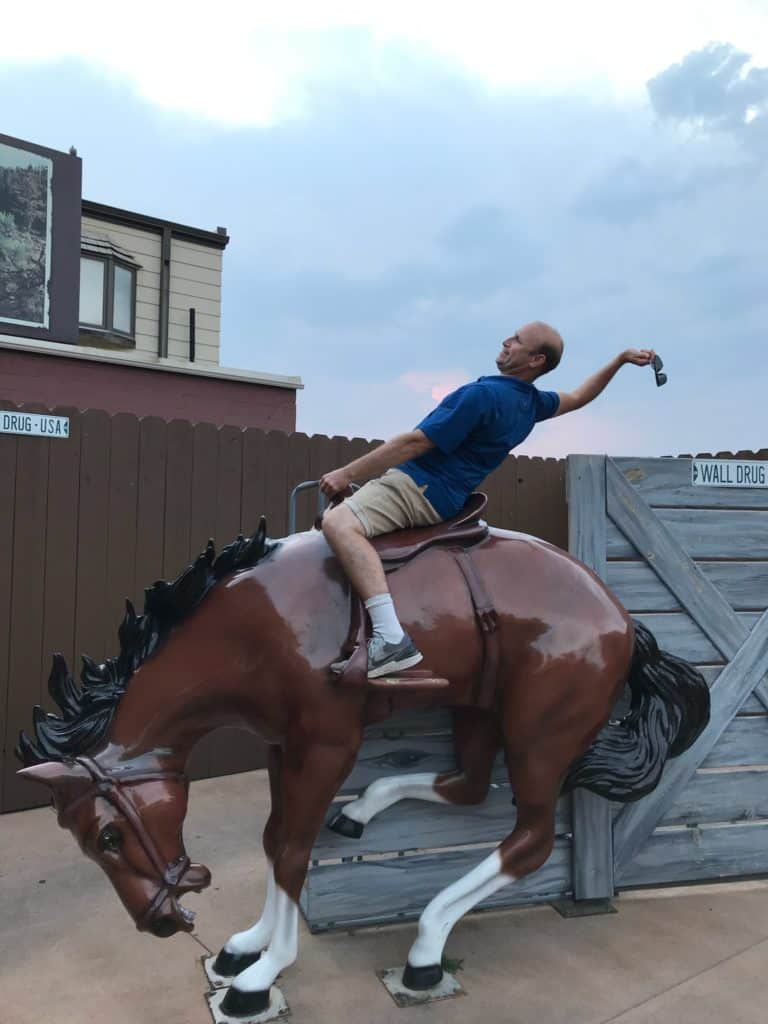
[57,756,191,929]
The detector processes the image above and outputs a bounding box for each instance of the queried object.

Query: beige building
[78,200,228,367]
[1,157,301,431]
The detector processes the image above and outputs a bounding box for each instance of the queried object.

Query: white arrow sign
[0,411,70,439]
[692,459,767,488]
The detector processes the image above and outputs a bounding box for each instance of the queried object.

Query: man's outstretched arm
[319,429,434,496]
[555,348,656,416]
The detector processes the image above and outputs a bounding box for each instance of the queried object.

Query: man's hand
[319,468,353,498]
[622,348,656,367]
[556,348,661,416]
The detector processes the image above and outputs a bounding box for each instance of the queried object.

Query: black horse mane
[16,519,276,767]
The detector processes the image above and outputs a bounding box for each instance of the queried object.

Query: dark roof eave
[81,200,230,250]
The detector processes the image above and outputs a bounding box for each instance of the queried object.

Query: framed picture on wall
[0,141,53,329]
[0,134,82,344]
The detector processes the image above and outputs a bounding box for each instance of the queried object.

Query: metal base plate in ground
[549,897,618,918]
[203,954,237,990]
[377,967,465,1008]
[205,986,289,1024]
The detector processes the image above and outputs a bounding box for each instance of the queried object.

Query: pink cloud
[397,368,470,404]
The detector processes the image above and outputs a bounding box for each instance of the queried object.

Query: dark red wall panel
[0,349,296,432]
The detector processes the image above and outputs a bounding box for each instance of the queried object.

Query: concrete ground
[2,769,767,1024]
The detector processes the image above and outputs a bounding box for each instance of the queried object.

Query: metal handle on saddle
[288,480,359,535]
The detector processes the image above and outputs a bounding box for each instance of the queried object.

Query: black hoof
[220,985,270,1017]
[402,962,444,990]
[212,948,262,977]
[327,811,364,839]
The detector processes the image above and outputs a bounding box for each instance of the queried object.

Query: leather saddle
[372,492,489,570]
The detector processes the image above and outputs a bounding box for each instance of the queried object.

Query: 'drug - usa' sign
[692,459,767,488]
[0,412,70,439]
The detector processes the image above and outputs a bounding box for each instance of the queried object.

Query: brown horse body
[18,521,708,1015]
[110,526,633,749]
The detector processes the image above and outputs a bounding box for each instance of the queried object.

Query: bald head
[522,321,564,376]
[496,322,564,381]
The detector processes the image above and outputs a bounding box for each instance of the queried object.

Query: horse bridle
[58,755,191,930]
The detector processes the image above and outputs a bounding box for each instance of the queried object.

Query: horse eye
[97,825,123,853]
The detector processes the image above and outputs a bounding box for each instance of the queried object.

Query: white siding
[78,217,224,369]
[168,238,222,366]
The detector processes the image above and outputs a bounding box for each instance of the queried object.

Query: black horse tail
[564,621,711,803]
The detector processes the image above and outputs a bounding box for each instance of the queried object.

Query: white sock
[364,594,405,644]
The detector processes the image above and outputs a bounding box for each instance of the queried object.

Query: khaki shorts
[344,469,443,538]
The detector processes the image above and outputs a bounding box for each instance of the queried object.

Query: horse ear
[18,761,94,819]
[18,760,90,790]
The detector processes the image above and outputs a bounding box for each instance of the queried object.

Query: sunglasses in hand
[652,354,667,387]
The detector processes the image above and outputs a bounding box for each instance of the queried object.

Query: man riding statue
[321,321,655,680]
[18,316,707,1018]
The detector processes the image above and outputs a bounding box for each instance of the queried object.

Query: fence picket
[163,419,194,576]
[3,414,49,811]
[186,421,221,780]
[41,405,82,742]
[0,412,18,812]
[134,417,167,608]
[106,414,141,638]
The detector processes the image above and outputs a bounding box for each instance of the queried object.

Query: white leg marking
[407,849,511,968]
[232,886,298,993]
[343,773,448,825]
[224,864,278,955]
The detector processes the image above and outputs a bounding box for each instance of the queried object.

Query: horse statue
[17,499,710,1018]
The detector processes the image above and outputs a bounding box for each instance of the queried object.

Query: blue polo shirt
[397,376,560,518]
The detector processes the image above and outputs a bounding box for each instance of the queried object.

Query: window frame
[78,254,109,330]
[109,258,137,339]
[79,253,138,346]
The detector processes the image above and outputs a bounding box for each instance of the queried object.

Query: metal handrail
[288,481,326,535]
[288,480,359,535]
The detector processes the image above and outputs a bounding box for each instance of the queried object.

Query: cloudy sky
[2,1,767,455]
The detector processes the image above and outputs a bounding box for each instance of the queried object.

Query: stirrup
[333,648,450,692]
[366,668,451,692]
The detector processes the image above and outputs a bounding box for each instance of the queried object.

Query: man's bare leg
[322,504,422,676]
[321,504,386,601]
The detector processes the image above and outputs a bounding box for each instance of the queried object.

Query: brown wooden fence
[0,402,568,813]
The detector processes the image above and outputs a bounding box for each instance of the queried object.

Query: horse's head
[19,756,211,937]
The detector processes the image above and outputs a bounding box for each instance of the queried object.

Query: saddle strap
[340,588,363,659]
[336,600,369,690]
[453,548,500,708]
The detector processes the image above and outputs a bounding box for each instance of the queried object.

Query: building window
[79,254,137,343]
[79,257,107,327]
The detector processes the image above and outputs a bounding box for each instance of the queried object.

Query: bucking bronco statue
[17,502,709,1018]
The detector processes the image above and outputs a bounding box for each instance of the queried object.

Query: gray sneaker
[330,633,424,678]
[366,633,423,678]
